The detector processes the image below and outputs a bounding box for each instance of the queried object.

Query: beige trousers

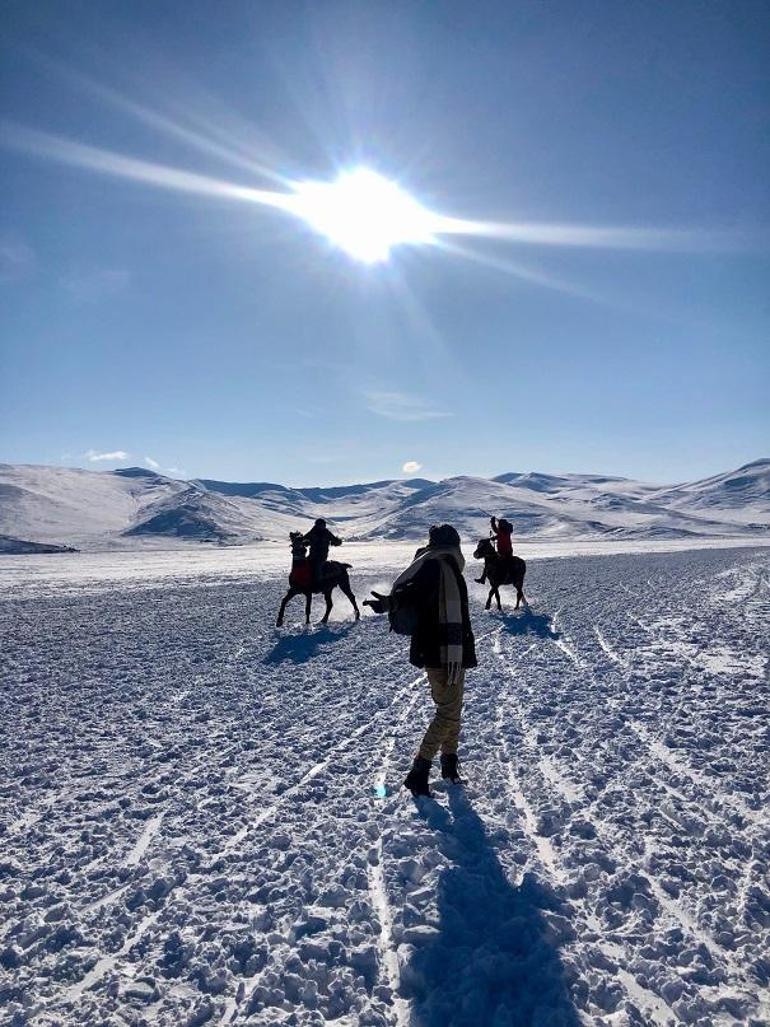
[418,668,465,761]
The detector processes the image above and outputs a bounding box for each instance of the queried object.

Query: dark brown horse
[276,550,360,627]
[473,538,527,611]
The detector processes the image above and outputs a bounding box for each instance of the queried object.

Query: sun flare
[289,167,438,264]
[4,123,733,281]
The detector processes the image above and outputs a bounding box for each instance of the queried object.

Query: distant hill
[0,460,768,551]
[0,534,78,555]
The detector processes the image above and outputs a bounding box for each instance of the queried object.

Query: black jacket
[302,525,341,563]
[395,556,477,671]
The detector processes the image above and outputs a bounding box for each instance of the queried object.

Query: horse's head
[474,538,495,560]
[289,530,307,554]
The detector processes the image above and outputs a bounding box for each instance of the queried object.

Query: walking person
[365,524,477,797]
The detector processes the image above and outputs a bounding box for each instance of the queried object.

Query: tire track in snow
[63,909,163,1004]
[53,651,424,1013]
[71,629,256,924]
[362,622,504,1027]
[530,605,769,835]
[489,631,678,1026]
[221,629,449,1024]
[630,718,767,828]
[125,812,165,867]
[550,610,584,669]
[492,617,770,1020]
[365,681,427,1027]
[594,625,629,669]
[492,631,585,805]
[82,814,167,915]
[367,838,410,1027]
[218,667,427,1024]
[222,667,428,855]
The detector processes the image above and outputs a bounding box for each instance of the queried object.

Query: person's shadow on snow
[405,789,580,1027]
[500,608,560,640]
[263,623,354,664]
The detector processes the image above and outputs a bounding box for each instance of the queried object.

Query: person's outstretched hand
[362,590,390,614]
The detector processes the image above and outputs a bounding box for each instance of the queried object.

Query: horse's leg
[517,568,527,608]
[304,591,312,624]
[485,586,493,610]
[277,588,297,626]
[321,590,333,624]
[495,586,502,611]
[340,574,360,620]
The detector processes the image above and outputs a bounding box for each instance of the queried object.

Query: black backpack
[388,586,420,636]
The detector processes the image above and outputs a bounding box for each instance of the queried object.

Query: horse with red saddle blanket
[277,531,360,627]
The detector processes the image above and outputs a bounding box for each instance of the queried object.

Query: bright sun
[289,167,438,263]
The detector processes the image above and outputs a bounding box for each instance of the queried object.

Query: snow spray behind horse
[276,532,360,626]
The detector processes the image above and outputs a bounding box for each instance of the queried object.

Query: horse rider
[302,518,342,584]
[476,515,514,584]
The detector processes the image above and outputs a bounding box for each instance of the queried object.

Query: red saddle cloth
[289,561,312,589]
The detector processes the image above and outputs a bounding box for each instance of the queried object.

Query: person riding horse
[473,536,527,611]
[302,518,342,584]
[277,526,359,626]
[476,516,514,584]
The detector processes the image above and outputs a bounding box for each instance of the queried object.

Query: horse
[276,543,360,627]
[473,538,527,611]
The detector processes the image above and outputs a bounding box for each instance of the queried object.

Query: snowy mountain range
[1,459,769,551]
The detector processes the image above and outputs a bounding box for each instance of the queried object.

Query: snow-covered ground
[1,543,768,1026]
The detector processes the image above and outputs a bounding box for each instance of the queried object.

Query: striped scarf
[394,545,466,685]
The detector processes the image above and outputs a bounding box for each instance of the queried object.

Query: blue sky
[1,0,768,485]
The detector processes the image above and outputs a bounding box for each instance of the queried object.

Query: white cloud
[364,390,451,422]
[402,461,422,474]
[85,449,129,462]
[144,455,161,471]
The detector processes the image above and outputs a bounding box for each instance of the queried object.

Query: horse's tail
[325,561,353,576]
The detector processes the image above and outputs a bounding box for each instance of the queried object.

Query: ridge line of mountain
[1,459,768,551]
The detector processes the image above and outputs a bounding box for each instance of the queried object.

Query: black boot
[440,753,462,784]
[404,757,432,797]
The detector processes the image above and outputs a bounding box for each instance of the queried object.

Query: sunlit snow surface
[1,543,769,1026]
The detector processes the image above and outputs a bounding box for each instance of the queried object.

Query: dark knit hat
[428,523,461,547]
